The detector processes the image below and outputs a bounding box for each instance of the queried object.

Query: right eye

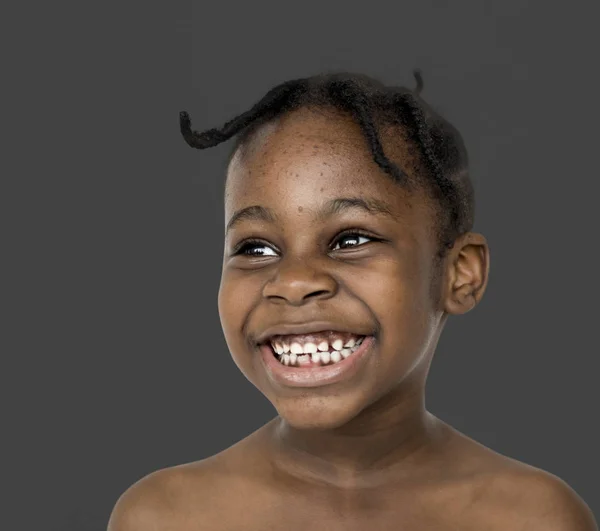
[234,239,278,257]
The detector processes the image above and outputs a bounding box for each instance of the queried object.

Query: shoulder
[106,467,175,531]
[106,459,222,531]
[437,423,597,531]
[484,466,598,531]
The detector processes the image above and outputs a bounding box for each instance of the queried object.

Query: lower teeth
[275,338,365,367]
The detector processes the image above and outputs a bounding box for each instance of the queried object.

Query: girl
[108,71,597,530]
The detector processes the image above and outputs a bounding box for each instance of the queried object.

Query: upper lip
[255,321,370,345]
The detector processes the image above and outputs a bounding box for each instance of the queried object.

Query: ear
[443,232,490,315]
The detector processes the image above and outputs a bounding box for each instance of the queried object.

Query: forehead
[232,107,372,164]
[224,107,433,234]
[228,108,418,195]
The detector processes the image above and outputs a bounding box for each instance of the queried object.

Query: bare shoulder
[106,466,175,531]
[436,424,597,531]
[106,457,225,531]
[106,426,273,530]
[485,465,598,531]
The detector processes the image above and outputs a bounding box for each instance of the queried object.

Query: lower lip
[259,336,376,388]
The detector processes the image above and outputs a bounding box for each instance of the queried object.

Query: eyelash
[233,229,379,257]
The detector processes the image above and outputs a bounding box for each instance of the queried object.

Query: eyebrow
[225,197,397,236]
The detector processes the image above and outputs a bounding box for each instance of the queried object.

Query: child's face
[219,108,447,429]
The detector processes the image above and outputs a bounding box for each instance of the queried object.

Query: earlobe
[443,232,490,315]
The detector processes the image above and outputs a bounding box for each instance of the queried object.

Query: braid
[388,88,464,252]
[180,79,309,149]
[179,69,474,260]
[326,79,408,185]
[398,93,452,196]
[413,69,424,96]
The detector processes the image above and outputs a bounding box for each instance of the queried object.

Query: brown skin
[107,107,598,530]
[218,106,488,488]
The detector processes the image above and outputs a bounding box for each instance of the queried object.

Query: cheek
[218,274,270,388]
[354,260,433,359]
[218,273,260,363]
[219,274,248,337]
[353,257,429,316]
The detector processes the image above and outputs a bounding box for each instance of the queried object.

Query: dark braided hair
[179,70,475,266]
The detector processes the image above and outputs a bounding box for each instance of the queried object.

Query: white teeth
[290,342,304,354]
[271,336,366,354]
[272,336,368,367]
[302,342,317,354]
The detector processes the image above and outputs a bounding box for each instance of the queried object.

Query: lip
[259,335,376,388]
[256,321,370,345]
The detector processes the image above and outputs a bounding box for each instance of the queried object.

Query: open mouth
[259,334,376,388]
[265,335,367,368]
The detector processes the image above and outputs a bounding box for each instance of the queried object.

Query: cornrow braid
[326,79,406,184]
[393,90,462,247]
[179,70,475,263]
[179,79,310,149]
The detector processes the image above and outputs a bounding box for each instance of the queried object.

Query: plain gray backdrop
[5,1,599,529]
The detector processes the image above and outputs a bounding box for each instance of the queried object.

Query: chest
[201,509,489,531]
[191,489,492,531]
[172,462,511,531]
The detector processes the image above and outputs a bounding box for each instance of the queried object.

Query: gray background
[5,1,598,529]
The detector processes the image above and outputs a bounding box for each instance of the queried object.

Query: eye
[232,229,379,257]
[331,230,377,251]
[233,239,278,257]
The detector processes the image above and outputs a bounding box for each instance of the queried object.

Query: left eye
[331,232,375,250]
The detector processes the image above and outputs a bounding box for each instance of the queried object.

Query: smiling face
[218,106,450,430]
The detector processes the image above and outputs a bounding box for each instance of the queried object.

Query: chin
[273,396,363,431]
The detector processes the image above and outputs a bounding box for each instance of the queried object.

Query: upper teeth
[270,337,362,355]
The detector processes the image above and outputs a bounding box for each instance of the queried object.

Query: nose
[262,258,338,306]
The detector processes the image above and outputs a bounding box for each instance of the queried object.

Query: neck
[264,384,450,491]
